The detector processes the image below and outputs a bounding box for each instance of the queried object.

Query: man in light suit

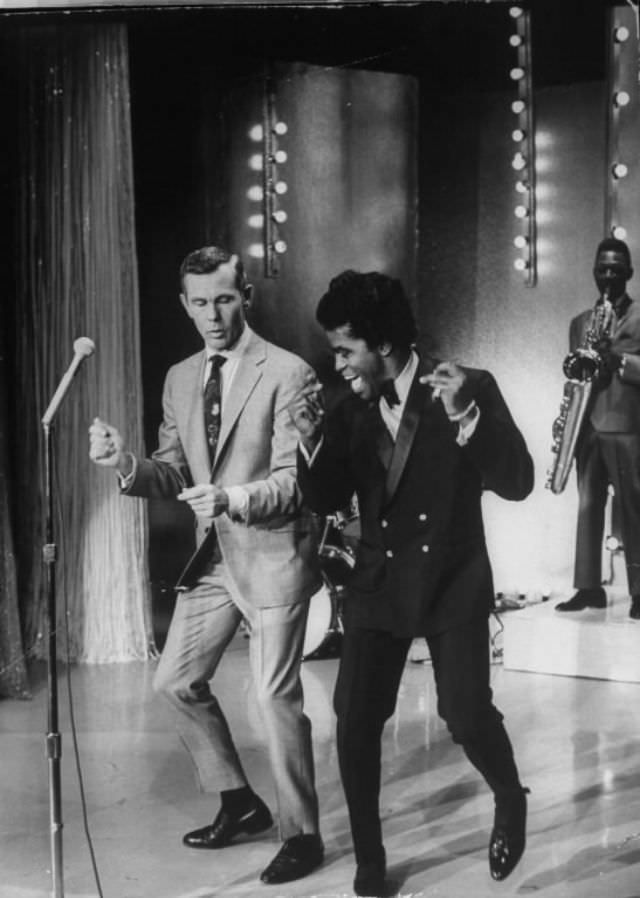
[555,238,640,618]
[289,270,533,897]
[89,246,324,885]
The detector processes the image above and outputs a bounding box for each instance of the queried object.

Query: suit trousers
[574,428,640,594]
[153,561,319,839]
[333,618,522,865]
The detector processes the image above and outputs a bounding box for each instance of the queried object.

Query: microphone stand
[40,337,94,898]
[42,418,64,898]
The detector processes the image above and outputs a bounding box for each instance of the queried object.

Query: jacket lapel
[384,359,436,505]
[212,332,265,475]
[182,352,211,483]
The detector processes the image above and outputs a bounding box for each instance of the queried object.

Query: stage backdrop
[12,24,154,663]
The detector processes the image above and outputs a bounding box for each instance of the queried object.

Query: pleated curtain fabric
[13,24,154,663]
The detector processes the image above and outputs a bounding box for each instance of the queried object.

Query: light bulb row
[607,19,633,242]
[509,6,536,282]
[246,116,289,268]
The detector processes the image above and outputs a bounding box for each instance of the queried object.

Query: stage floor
[3,631,640,898]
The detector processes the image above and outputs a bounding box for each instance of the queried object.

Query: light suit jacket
[125,329,321,607]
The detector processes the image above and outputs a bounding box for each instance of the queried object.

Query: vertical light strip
[261,69,288,278]
[605,7,636,240]
[509,5,536,286]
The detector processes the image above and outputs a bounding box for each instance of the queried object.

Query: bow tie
[380,379,400,408]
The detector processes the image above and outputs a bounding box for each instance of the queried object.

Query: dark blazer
[570,296,640,432]
[298,356,534,638]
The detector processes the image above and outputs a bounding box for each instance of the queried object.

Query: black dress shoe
[353,857,387,897]
[489,787,529,881]
[183,795,273,849]
[260,833,324,884]
[555,587,606,612]
[630,596,640,620]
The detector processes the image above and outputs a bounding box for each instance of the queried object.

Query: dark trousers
[333,618,522,865]
[574,427,640,594]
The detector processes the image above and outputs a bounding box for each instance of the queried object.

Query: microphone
[41,337,96,426]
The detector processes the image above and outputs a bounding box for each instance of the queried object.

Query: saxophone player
[556,238,640,618]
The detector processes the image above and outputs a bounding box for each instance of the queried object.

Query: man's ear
[179,292,189,314]
[243,284,254,308]
[379,341,392,357]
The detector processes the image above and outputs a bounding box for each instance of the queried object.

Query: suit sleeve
[463,371,534,501]
[297,401,358,515]
[122,366,192,500]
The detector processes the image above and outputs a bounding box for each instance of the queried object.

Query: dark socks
[220,785,255,817]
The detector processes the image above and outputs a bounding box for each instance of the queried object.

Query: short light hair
[179,246,248,294]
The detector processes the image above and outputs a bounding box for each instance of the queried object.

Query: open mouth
[344,375,364,394]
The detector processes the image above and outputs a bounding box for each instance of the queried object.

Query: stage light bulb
[515,179,528,193]
[614,26,630,43]
[274,121,288,136]
[272,209,288,224]
[509,34,523,48]
[614,91,631,108]
[248,154,263,171]
[274,240,287,254]
[274,180,288,195]
[248,243,265,259]
[248,124,264,142]
[510,67,525,81]
[514,258,528,272]
[247,185,264,202]
[274,150,288,164]
[514,235,528,249]
[511,99,526,114]
[612,162,628,179]
[512,152,526,171]
[247,213,264,229]
[512,128,526,142]
[509,6,523,18]
[605,535,621,551]
[514,204,529,219]
[612,224,627,240]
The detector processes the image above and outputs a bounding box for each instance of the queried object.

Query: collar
[390,349,418,405]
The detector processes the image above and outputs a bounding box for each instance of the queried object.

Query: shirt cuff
[225,485,250,522]
[456,404,481,447]
[299,436,324,467]
[117,453,138,490]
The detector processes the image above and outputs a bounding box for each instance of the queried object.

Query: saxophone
[546,287,613,494]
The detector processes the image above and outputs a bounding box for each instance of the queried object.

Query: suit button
[386,549,394,558]
[204,526,211,534]
[419,513,427,521]
[381,519,388,528]
[422,545,429,553]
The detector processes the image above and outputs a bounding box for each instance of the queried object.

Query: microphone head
[73,336,96,358]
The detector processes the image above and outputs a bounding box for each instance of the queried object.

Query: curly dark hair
[316,270,417,350]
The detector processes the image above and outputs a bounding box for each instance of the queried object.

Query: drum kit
[302,500,359,661]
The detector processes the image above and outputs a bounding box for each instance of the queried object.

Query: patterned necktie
[204,355,226,465]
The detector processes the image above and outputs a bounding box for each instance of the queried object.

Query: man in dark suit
[289,270,534,897]
[555,238,640,618]
[89,246,323,886]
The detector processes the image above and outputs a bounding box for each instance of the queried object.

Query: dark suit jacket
[298,357,534,638]
[570,296,640,432]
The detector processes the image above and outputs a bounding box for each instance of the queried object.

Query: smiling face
[180,263,248,351]
[326,324,387,400]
